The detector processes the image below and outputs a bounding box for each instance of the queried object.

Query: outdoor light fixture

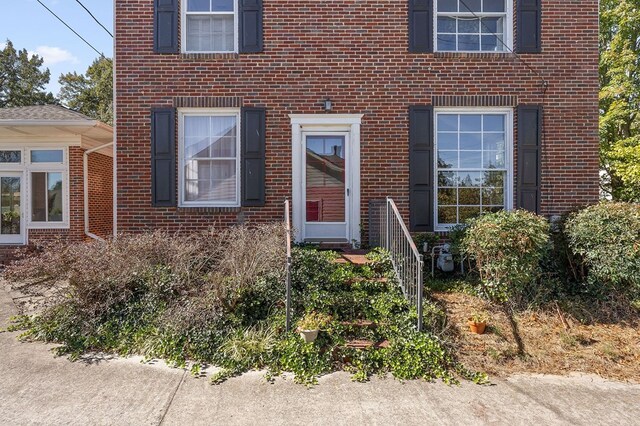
[323,98,333,111]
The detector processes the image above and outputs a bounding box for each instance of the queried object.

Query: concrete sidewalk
[1,287,639,426]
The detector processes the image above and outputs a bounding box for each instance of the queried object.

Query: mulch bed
[432,291,640,383]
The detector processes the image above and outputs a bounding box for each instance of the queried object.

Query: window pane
[458,34,479,51]
[438,188,457,205]
[31,172,46,222]
[458,18,479,33]
[437,114,458,132]
[459,151,482,168]
[483,150,505,168]
[459,171,483,187]
[482,187,504,205]
[438,171,456,187]
[438,17,457,33]
[185,160,236,202]
[484,0,505,13]
[1,177,21,235]
[438,0,458,12]
[438,151,458,169]
[459,188,481,205]
[31,150,63,163]
[212,0,234,12]
[460,115,482,131]
[484,171,505,187]
[47,172,63,222]
[305,136,346,222]
[438,207,457,224]
[483,132,505,151]
[482,17,503,34]
[438,133,458,150]
[483,114,505,131]
[459,133,481,150]
[0,151,21,163]
[459,0,481,12]
[437,34,456,51]
[186,15,234,52]
[188,0,210,12]
[481,35,501,51]
[459,206,481,222]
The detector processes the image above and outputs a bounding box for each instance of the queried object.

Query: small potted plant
[297,311,332,343]
[468,312,488,335]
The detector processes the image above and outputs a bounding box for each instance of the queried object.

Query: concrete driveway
[1,287,639,426]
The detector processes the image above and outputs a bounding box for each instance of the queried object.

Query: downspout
[83,142,114,241]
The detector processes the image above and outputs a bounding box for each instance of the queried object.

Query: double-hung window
[183,0,237,53]
[28,148,67,226]
[435,110,512,230]
[435,0,512,52]
[179,110,241,207]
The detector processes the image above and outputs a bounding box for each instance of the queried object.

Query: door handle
[347,188,350,196]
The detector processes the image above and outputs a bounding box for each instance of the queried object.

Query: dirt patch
[432,291,640,383]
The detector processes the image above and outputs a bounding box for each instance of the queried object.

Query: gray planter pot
[299,329,319,343]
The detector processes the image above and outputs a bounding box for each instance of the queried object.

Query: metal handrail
[284,199,292,332]
[380,197,424,331]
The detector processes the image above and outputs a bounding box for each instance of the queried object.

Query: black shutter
[517,0,542,53]
[517,105,542,213]
[151,108,176,207]
[154,0,179,53]
[239,0,264,53]
[241,107,266,206]
[409,106,434,231]
[408,0,433,53]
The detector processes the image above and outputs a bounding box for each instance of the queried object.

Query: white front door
[0,172,24,245]
[302,132,350,242]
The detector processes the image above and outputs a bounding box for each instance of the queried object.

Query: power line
[456,0,549,89]
[74,0,113,38]
[35,0,104,58]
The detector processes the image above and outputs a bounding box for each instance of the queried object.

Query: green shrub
[461,210,550,303]
[564,202,640,298]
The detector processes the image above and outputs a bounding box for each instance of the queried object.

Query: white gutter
[83,142,114,242]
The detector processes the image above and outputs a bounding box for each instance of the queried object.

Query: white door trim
[290,114,362,244]
[0,171,26,245]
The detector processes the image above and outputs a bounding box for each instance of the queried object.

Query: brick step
[340,319,376,328]
[344,339,390,350]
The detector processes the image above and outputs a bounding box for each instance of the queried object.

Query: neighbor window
[435,0,511,52]
[180,110,240,206]
[0,150,21,163]
[435,111,511,229]
[184,0,236,53]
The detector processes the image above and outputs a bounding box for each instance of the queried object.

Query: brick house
[0,105,113,253]
[114,0,599,244]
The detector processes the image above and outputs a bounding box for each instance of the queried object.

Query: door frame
[290,114,363,244]
[0,171,26,245]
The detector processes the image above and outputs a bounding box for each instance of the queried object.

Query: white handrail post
[285,199,292,332]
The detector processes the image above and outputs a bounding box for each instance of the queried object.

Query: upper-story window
[183,0,237,53]
[435,0,512,52]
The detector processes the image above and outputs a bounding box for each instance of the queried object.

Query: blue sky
[1,0,113,96]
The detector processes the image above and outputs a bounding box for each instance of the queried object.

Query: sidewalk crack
[158,369,187,425]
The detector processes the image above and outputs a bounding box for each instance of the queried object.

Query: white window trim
[178,108,242,208]
[181,0,239,54]
[26,147,70,229]
[433,107,514,232]
[433,0,513,53]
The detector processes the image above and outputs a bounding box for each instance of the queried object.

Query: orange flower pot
[468,320,487,335]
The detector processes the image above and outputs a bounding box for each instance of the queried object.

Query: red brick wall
[87,152,114,238]
[114,0,600,237]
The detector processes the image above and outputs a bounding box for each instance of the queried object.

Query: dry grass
[432,291,640,383]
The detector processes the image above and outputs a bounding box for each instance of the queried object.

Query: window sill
[27,223,70,230]
[180,52,240,61]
